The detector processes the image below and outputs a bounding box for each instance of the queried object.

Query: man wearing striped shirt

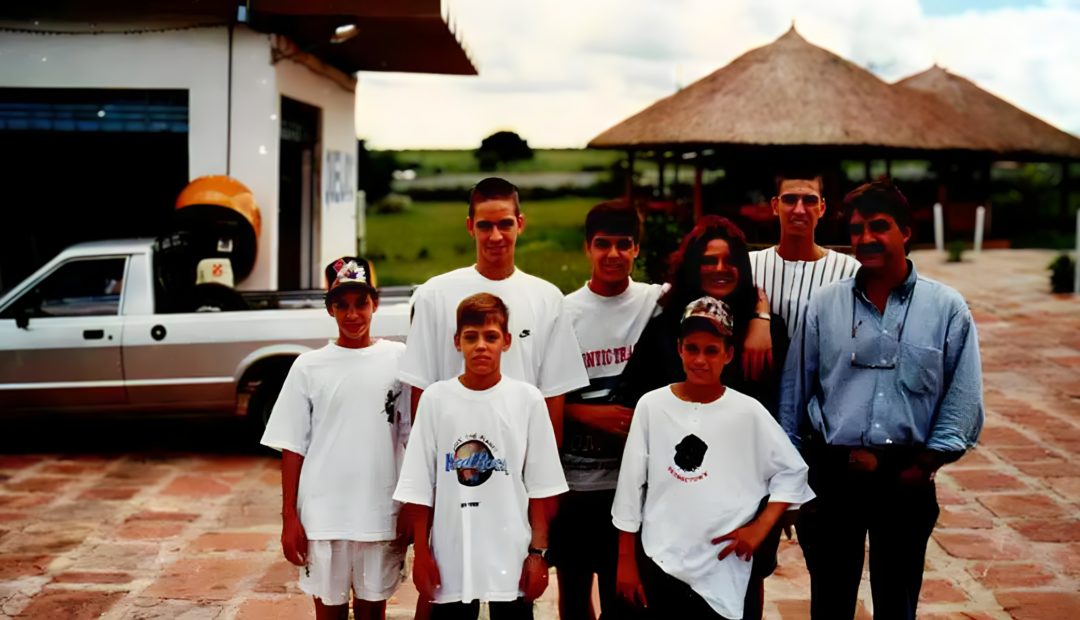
[750,172,861,339]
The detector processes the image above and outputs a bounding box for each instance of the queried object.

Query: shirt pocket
[899,342,943,395]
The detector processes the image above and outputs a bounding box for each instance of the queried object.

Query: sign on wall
[323,150,355,206]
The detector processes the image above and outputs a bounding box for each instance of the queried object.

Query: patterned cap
[681,296,734,336]
[325,256,377,294]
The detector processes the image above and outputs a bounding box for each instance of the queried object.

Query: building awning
[0,0,476,76]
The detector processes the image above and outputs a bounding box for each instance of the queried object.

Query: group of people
[260,172,985,620]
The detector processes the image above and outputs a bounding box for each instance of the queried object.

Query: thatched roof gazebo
[895,65,1080,161]
[589,26,1079,237]
[590,27,992,156]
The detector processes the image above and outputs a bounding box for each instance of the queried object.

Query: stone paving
[0,249,1078,619]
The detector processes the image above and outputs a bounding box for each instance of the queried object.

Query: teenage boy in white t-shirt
[394,293,569,620]
[554,202,661,620]
[399,177,589,444]
[261,256,410,620]
[612,297,814,620]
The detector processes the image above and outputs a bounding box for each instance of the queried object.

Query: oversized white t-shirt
[260,339,410,541]
[611,386,814,619]
[750,247,860,339]
[393,377,569,604]
[562,280,662,491]
[399,266,589,397]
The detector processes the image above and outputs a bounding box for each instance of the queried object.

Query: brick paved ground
[0,249,1077,619]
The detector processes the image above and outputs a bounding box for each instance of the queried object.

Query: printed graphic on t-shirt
[580,343,635,372]
[383,387,401,424]
[669,434,709,482]
[445,434,508,487]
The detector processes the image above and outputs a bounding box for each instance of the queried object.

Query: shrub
[373,193,412,214]
[946,240,966,263]
[1048,254,1076,293]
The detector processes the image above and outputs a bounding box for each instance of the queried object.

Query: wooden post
[624,150,635,202]
[864,159,872,181]
[693,164,703,221]
[885,159,892,178]
[657,152,666,199]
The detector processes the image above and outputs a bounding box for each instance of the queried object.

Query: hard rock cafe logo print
[445,434,508,487]
[668,433,709,483]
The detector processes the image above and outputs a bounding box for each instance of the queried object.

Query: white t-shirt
[393,377,569,604]
[562,280,663,491]
[750,247,860,339]
[399,266,589,397]
[260,339,410,541]
[611,386,814,619]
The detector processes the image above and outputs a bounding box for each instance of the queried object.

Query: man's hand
[712,519,770,561]
[848,448,879,473]
[413,546,442,601]
[518,553,550,601]
[577,404,634,437]
[615,553,647,608]
[281,512,308,566]
[779,509,799,540]
[898,464,934,486]
[741,288,773,381]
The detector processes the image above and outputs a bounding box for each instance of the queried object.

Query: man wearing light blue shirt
[780,179,983,620]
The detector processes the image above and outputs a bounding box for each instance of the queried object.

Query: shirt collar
[854,259,918,301]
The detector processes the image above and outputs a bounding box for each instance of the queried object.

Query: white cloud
[355,0,1080,148]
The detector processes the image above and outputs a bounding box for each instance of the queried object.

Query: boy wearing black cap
[261,257,410,620]
[611,297,814,619]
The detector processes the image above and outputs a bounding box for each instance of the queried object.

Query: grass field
[365,196,602,292]
[386,149,623,175]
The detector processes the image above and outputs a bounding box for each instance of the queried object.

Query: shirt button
[877,392,884,398]
[882,329,888,335]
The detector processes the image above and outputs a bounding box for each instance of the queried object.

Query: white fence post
[1075,208,1079,295]
[974,206,985,253]
[934,203,945,252]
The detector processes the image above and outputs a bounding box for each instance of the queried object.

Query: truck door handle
[83,329,105,340]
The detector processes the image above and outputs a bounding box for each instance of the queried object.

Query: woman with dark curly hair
[613,215,791,620]
[616,215,788,413]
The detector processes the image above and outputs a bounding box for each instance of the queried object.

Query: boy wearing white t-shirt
[553,202,661,619]
[612,297,814,620]
[261,256,409,620]
[394,293,568,620]
[399,177,589,443]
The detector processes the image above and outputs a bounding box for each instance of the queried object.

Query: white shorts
[299,540,405,605]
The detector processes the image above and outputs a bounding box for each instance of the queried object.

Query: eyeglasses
[474,219,517,233]
[849,220,893,236]
[592,236,635,251]
[849,286,915,369]
[778,193,820,207]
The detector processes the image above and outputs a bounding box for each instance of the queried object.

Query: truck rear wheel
[247,376,284,447]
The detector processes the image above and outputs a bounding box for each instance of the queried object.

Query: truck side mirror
[15,306,30,329]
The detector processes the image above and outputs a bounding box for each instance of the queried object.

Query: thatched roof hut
[588,27,993,155]
[895,66,1080,160]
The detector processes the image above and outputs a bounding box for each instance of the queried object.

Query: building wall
[0,24,357,291]
[275,59,358,285]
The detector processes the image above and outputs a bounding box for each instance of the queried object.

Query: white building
[0,1,473,291]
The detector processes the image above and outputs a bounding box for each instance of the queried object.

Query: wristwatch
[528,547,550,562]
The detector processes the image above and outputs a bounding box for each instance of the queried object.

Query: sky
[354,0,1080,149]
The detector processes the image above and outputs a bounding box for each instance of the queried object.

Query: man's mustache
[856,242,886,255]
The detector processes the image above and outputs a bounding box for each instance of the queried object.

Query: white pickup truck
[0,239,410,433]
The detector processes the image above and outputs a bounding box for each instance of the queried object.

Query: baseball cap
[681,296,734,337]
[325,256,377,296]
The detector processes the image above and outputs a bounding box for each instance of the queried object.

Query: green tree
[475,131,534,171]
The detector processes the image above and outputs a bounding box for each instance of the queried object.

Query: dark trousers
[796,450,940,620]
[430,599,532,620]
[638,554,732,620]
